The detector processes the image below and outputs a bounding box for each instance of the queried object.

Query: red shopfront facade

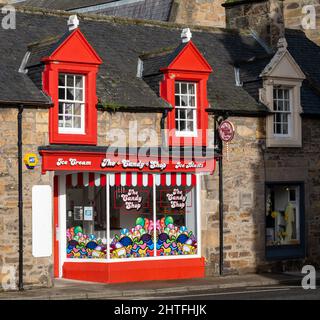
[35,22,215,283]
[40,148,215,283]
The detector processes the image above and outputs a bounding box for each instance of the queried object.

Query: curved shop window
[65,173,198,260]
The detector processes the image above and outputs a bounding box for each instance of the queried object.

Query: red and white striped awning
[66,173,106,187]
[66,173,196,187]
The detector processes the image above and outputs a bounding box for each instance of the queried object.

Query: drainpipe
[161,109,169,150]
[218,142,224,276]
[215,115,225,276]
[18,104,24,291]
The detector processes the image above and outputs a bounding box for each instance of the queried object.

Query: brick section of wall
[0,107,53,290]
[172,0,226,28]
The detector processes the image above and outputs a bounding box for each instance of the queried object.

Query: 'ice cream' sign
[121,189,142,210]
[166,189,186,209]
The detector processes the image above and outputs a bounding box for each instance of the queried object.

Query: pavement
[0,272,317,300]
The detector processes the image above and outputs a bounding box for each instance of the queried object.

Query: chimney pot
[181,28,192,43]
[68,15,79,31]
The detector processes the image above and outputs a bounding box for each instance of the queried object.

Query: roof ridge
[15,5,252,35]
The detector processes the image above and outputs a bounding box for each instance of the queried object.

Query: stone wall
[201,115,266,275]
[171,0,226,28]
[284,0,320,45]
[224,0,285,49]
[98,111,162,147]
[201,115,320,275]
[0,107,53,291]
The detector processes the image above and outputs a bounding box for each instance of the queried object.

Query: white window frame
[175,81,198,138]
[273,87,292,137]
[58,73,85,134]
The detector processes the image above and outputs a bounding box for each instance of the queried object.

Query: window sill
[266,137,302,148]
[175,131,198,138]
[58,130,86,135]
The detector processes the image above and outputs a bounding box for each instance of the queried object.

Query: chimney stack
[223,0,285,50]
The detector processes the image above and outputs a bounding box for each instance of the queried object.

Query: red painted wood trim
[53,175,59,278]
[63,258,205,284]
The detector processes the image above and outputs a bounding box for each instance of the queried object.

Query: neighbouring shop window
[266,184,302,247]
[273,88,291,136]
[58,73,85,133]
[175,81,197,136]
[156,185,197,256]
[109,186,154,259]
[66,184,107,259]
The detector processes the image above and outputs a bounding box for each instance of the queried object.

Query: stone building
[0,5,320,289]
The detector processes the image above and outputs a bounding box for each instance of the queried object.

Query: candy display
[66,226,107,259]
[110,216,197,258]
[66,216,197,259]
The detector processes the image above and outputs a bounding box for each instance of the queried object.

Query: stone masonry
[201,115,320,275]
[0,107,53,290]
[171,0,226,28]
[284,0,320,45]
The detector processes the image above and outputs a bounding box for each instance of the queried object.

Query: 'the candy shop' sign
[121,189,142,210]
[40,150,216,174]
[166,189,186,209]
[101,159,167,171]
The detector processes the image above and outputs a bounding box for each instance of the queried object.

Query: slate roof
[141,43,187,76]
[236,29,320,115]
[1,8,320,115]
[19,0,174,22]
[81,0,174,22]
[19,0,115,11]
[26,31,72,68]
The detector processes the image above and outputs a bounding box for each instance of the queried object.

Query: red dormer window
[159,38,212,147]
[42,27,102,145]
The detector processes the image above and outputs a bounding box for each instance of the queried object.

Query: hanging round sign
[218,120,235,142]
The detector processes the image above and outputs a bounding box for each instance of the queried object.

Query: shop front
[40,147,215,283]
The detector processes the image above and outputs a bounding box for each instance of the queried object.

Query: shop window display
[109,186,154,259]
[156,186,197,256]
[266,185,301,246]
[65,173,199,261]
[66,184,107,259]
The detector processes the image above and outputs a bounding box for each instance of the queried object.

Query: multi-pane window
[273,88,291,135]
[58,74,85,133]
[175,82,197,136]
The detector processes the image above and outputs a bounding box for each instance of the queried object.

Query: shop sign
[101,159,167,171]
[218,120,235,142]
[56,158,92,167]
[40,151,216,174]
[121,189,142,210]
[74,206,83,220]
[24,153,39,169]
[84,207,94,221]
[166,189,187,209]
